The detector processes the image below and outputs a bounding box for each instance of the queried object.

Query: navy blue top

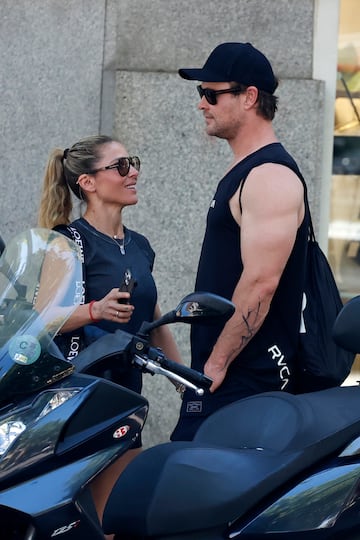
[58,218,157,334]
[56,218,157,394]
[191,143,309,396]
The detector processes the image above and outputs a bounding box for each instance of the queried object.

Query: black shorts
[170,382,254,442]
[170,361,290,442]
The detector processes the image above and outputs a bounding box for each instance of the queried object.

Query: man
[171,42,310,441]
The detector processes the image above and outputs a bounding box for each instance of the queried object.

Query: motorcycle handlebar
[132,342,212,395]
[75,331,213,395]
[156,354,212,390]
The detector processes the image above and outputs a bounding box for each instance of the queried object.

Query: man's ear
[244,86,259,109]
[77,173,96,193]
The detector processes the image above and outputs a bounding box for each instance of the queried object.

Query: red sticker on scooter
[113,425,130,439]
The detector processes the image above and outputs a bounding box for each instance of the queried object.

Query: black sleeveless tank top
[191,143,310,394]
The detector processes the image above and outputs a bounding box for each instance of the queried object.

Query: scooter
[2,230,360,540]
[0,227,234,539]
[100,298,360,538]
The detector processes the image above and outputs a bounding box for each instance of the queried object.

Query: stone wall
[0,0,332,447]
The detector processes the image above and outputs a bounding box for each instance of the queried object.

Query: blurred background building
[1,0,359,446]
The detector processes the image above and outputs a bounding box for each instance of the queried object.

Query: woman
[38,134,182,536]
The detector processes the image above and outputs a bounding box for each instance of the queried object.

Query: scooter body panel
[0,448,127,539]
[0,374,148,490]
[0,375,148,539]
[229,461,360,539]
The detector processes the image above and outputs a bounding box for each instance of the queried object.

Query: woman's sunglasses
[87,156,141,177]
[197,85,244,106]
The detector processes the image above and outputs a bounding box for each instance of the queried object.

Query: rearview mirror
[174,292,235,321]
[139,292,235,335]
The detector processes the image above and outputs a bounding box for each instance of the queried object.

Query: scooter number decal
[51,520,80,536]
[113,425,130,439]
[8,335,41,365]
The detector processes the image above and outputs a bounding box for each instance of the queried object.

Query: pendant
[113,235,125,255]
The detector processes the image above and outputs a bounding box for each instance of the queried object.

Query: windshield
[0,228,83,405]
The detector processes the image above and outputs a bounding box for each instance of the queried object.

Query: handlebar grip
[159,356,213,389]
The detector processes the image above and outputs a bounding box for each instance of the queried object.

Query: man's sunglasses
[197,85,244,106]
[87,156,141,177]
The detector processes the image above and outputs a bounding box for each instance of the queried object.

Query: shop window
[329,0,360,300]
[329,0,360,381]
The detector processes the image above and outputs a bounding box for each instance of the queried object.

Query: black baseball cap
[179,42,278,95]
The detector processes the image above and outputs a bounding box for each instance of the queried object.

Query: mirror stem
[138,310,177,337]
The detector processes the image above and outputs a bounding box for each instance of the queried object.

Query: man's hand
[204,358,228,392]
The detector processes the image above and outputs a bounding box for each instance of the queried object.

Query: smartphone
[118,268,137,304]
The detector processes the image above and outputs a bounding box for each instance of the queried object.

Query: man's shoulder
[246,163,304,198]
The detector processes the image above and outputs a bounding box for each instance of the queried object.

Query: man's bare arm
[204,163,304,391]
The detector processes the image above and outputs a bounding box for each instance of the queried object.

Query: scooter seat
[193,386,360,450]
[103,386,360,537]
[104,440,300,537]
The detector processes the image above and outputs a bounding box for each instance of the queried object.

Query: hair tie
[63,148,69,161]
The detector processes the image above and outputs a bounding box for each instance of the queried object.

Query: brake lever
[132,354,205,396]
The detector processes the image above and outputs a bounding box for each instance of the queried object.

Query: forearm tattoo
[240,300,261,347]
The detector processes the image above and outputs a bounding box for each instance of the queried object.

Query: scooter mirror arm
[137,310,177,337]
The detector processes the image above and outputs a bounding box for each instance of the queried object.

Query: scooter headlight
[0,421,26,455]
[0,389,80,456]
[37,390,80,419]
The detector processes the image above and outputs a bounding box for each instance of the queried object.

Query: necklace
[113,235,125,255]
[82,217,126,255]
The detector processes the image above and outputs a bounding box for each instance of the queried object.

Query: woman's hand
[89,288,134,323]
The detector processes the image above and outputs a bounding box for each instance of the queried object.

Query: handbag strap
[62,225,86,361]
[67,225,86,305]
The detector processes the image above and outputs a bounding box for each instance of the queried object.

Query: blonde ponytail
[38,148,72,228]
